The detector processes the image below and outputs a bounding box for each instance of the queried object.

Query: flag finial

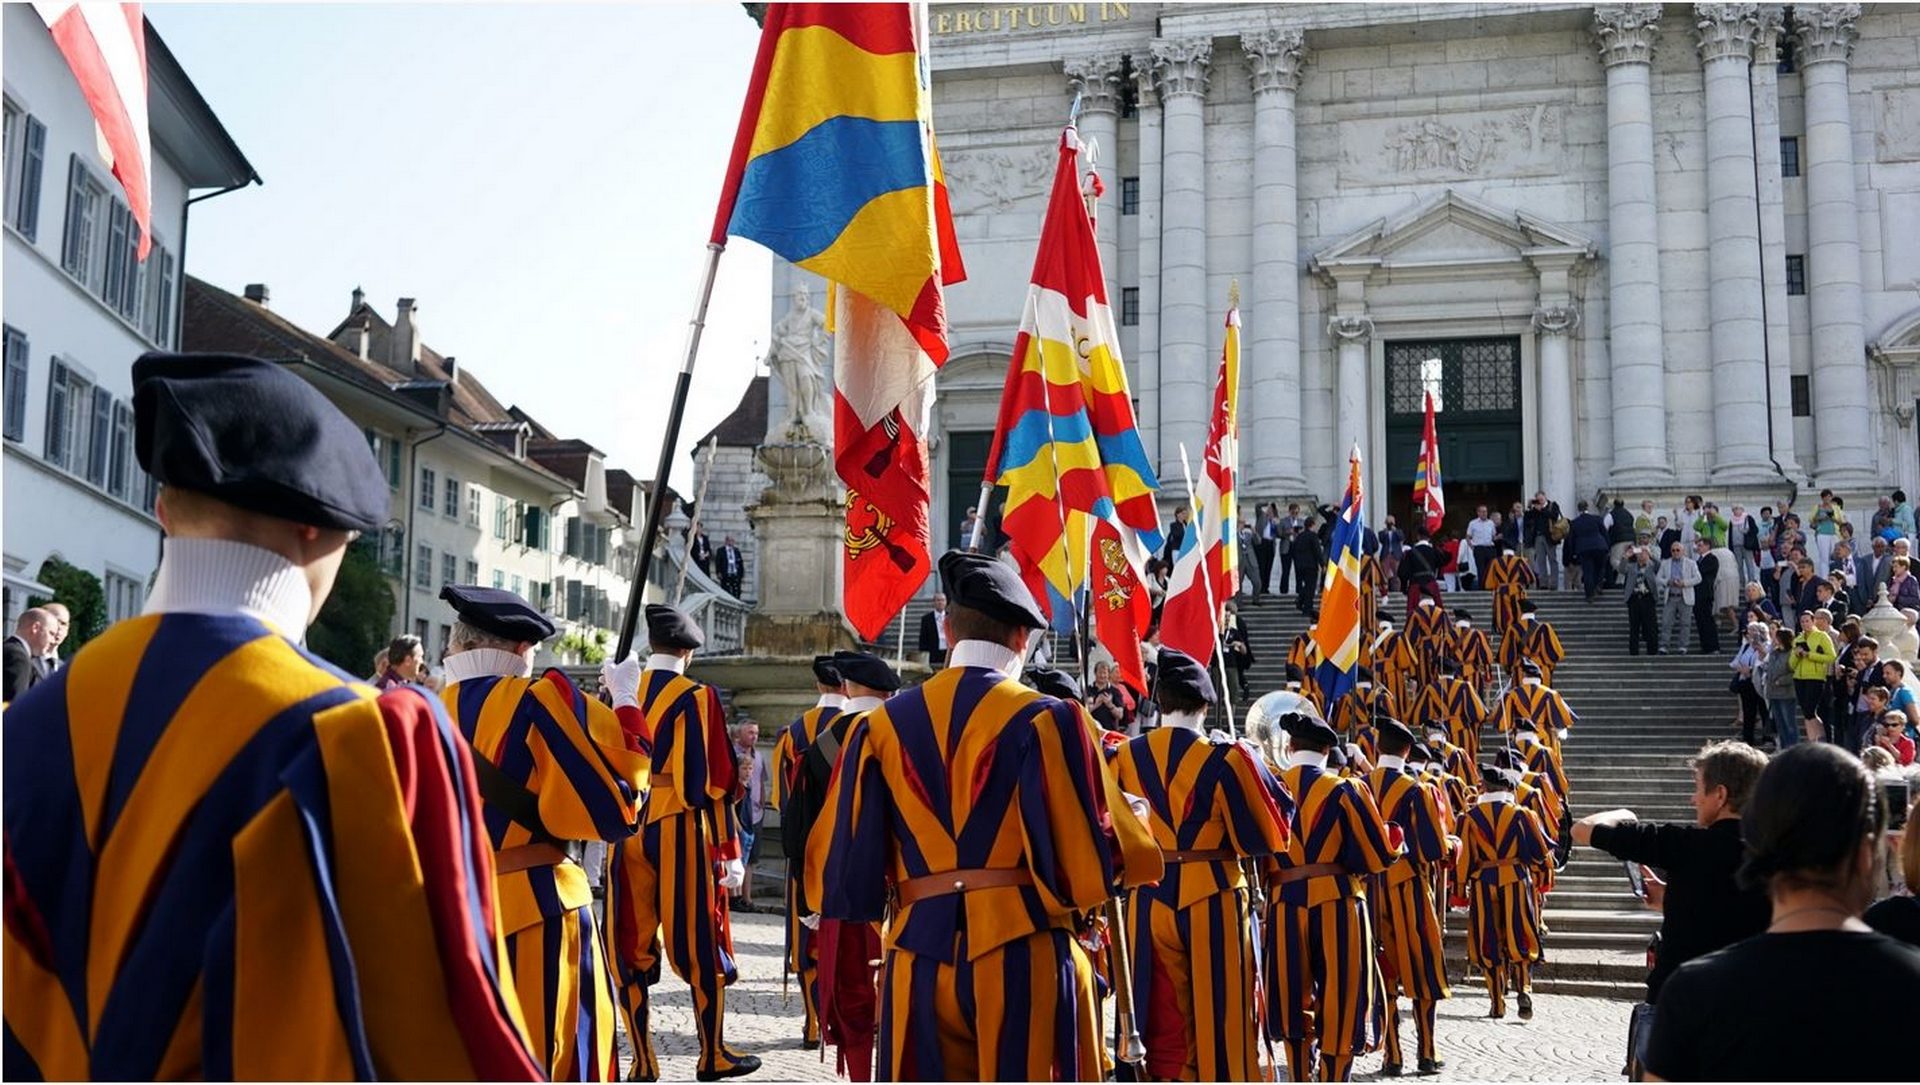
[1228,278,1241,309]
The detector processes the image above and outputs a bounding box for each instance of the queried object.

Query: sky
[149,2,774,492]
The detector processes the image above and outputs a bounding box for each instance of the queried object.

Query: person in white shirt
[1466,506,1498,592]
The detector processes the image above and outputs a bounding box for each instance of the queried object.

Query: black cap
[1154,648,1216,706]
[1023,666,1083,702]
[811,655,843,687]
[133,352,390,532]
[1454,608,1473,622]
[1410,742,1435,763]
[938,550,1046,630]
[1377,718,1416,749]
[832,650,901,692]
[644,604,705,650]
[441,584,555,643]
[1519,599,1538,614]
[1327,745,1350,769]
[1355,665,1375,683]
[1520,660,1543,678]
[1511,715,1539,733]
[1285,662,1307,682]
[1281,711,1339,748]
[1436,655,1460,675]
[1482,764,1520,788]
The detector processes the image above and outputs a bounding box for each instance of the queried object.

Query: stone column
[1695,3,1775,483]
[1150,36,1212,479]
[1796,3,1876,486]
[1328,313,1373,476]
[1594,4,1673,485]
[1063,52,1125,280]
[1752,6,1806,480]
[1132,62,1164,466]
[1243,25,1309,500]
[1534,304,1581,506]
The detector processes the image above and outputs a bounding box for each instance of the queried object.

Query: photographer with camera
[1571,742,1771,1079]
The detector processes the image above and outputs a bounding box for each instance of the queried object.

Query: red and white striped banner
[34,2,151,259]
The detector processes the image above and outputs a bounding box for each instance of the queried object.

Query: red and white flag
[1159,300,1240,665]
[1413,389,1445,534]
[34,2,150,259]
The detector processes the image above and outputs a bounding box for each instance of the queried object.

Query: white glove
[1124,791,1153,825]
[1557,728,1570,742]
[800,912,822,930]
[600,654,643,709]
[1208,728,1234,746]
[719,858,746,891]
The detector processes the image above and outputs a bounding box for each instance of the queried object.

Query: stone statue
[766,283,830,442]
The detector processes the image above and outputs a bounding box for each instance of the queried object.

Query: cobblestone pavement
[636,910,1632,1083]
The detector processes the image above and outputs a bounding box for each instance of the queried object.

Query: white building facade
[753,2,1920,554]
[2,9,255,626]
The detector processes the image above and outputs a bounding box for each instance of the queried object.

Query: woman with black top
[1643,744,1920,1081]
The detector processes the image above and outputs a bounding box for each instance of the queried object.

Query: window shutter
[157,248,177,348]
[44,361,68,467]
[565,516,581,558]
[567,580,584,620]
[62,156,89,276]
[109,400,131,497]
[103,202,128,306]
[522,506,543,549]
[3,327,27,443]
[19,116,45,241]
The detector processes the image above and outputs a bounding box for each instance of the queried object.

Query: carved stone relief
[1338,103,1567,184]
[942,145,1056,213]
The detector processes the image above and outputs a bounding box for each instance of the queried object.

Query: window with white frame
[466,484,481,527]
[107,400,132,499]
[511,574,523,597]
[60,156,151,327]
[443,476,460,518]
[418,466,436,510]
[415,543,433,588]
[492,569,506,590]
[104,570,143,623]
[4,325,28,443]
[494,495,510,540]
[43,358,94,474]
[365,429,402,490]
[4,99,47,241]
[464,559,478,583]
[413,618,429,643]
[440,552,456,587]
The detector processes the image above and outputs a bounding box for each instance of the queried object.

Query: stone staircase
[1230,586,1731,1000]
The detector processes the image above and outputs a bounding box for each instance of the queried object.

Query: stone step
[1446,925,1652,952]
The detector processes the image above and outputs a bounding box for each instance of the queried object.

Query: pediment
[1871,308,1920,366]
[1312,189,1595,269]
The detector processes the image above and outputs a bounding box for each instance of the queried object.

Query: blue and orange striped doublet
[1112,728,1292,1082]
[1362,768,1452,1004]
[608,667,745,1078]
[2,614,540,1080]
[770,704,837,1047]
[1496,682,1576,756]
[808,667,1163,1082]
[1286,634,1328,713]
[1498,620,1565,685]
[1449,626,1495,692]
[444,671,648,1080]
[1329,685,1400,752]
[1367,631,1417,707]
[1411,677,1489,767]
[1481,555,1533,638]
[1406,603,1451,678]
[1456,797,1551,971]
[1357,555,1382,639]
[1262,762,1400,1079]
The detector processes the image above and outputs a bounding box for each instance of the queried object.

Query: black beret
[1410,742,1435,763]
[645,604,705,650]
[1355,665,1375,683]
[812,655,843,687]
[1511,715,1539,732]
[1436,656,1461,674]
[1327,745,1350,769]
[133,352,390,532]
[441,584,555,643]
[1520,660,1543,677]
[1285,663,1307,682]
[832,650,901,692]
[1154,649,1216,706]
[1023,666,1083,702]
[1454,609,1474,622]
[1377,718,1416,748]
[1482,764,1521,789]
[937,550,1046,630]
[1281,711,1339,748]
[1519,599,1538,613]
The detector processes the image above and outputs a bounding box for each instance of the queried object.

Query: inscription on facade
[933,3,1133,34]
[1340,103,1567,183]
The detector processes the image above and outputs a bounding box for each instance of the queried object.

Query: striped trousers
[1129,889,1264,1082]
[1374,871,1449,1068]
[503,897,621,1080]
[1264,896,1386,1082]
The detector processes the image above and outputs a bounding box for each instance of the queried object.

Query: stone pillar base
[746,438,855,655]
[742,612,856,657]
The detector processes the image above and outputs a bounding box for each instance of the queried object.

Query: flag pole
[1177,442,1235,732]
[617,242,726,663]
[674,434,723,603]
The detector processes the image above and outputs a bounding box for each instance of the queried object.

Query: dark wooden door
[1382,338,1524,538]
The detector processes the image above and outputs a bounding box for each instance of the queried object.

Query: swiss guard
[438,584,649,1080]
[1109,649,1292,1081]
[2,353,540,1079]
[770,655,846,1050]
[1364,721,1453,1075]
[607,605,758,1081]
[809,550,1163,1081]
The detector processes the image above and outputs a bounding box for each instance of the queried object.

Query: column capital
[1328,315,1375,344]
[1794,3,1861,66]
[1242,26,1307,95]
[1150,37,1213,102]
[1063,52,1126,116]
[1532,304,1582,336]
[1130,61,1160,111]
[1694,3,1761,65]
[1593,4,1663,67]
[1752,6,1786,67]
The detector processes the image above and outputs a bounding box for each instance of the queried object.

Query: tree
[308,542,396,676]
[30,557,106,659]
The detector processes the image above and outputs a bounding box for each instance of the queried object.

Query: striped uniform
[1286,634,1327,714]
[1481,556,1534,639]
[807,667,1163,1082]
[769,702,839,1048]
[1495,682,1576,757]
[1455,795,1551,1015]
[1328,684,1401,754]
[1363,766,1453,1068]
[2,613,540,1080]
[443,671,647,1080]
[1112,728,1292,1082]
[1262,760,1401,1083]
[1511,771,1564,899]
[608,666,744,1079]
[1410,677,1489,768]
[1421,740,1476,806]
[1448,626,1495,694]
[1406,604,1453,688]
[1367,631,1418,708]
[1498,620,1565,687]
[1357,555,1383,641]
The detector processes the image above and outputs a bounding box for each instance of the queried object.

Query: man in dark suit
[717,535,745,598]
[1692,539,1722,654]
[691,530,714,577]
[1255,504,1279,596]
[1292,518,1325,614]
[1861,536,1895,595]
[917,592,950,665]
[4,607,55,700]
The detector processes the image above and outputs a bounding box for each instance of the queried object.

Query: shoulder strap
[468,744,561,846]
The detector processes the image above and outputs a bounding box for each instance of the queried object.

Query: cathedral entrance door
[1382,337,1524,541]
[945,430,1000,552]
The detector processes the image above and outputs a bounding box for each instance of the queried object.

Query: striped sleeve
[813,717,890,922]
[1335,779,1401,877]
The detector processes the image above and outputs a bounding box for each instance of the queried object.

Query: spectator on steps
[1729,625,1770,748]
[1570,501,1610,603]
[1523,491,1564,590]
[1643,744,1920,1082]
[1659,541,1701,656]
[1790,610,1838,744]
[1623,545,1661,657]
[1762,626,1799,751]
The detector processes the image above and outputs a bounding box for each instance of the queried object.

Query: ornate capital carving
[1532,304,1581,336]
[1242,26,1307,95]
[1794,3,1861,66]
[1695,3,1761,65]
[1750,5,1786,66]
[1328,315,1374,344]
[1593,4,1663,67]
[1130,60,1159,111]
[1063,52,1126,116]
[1150,37,1213,102]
